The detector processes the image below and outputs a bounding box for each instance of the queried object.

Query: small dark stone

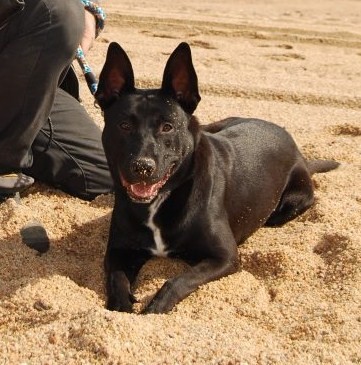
[20,221,50,254]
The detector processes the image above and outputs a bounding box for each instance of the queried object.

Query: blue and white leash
[75,0,106,95]
[76,46,98,95]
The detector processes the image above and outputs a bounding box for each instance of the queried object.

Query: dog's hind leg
[265,163,315,227]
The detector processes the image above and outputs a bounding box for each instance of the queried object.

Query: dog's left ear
[161,42,201,114]
[95,42,135,109]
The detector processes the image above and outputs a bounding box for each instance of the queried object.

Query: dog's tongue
[130,182,159,198]
[122,170,173,202]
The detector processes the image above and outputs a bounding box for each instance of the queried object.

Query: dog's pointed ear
[161,42,201,114]
[95,42,135,109]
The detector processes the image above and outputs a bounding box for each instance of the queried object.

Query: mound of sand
[1,0,360,363]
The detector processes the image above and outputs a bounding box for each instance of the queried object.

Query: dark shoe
[0,172,34,201]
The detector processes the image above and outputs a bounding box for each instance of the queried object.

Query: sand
[1,0,360,364]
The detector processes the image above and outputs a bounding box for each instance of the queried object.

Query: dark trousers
[0,0,113,200]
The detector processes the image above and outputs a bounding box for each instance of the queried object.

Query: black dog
[95,42,339,314]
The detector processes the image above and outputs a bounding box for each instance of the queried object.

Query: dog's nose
[131,158,156,178]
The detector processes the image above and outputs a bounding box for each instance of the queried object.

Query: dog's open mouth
[121,165,174,203]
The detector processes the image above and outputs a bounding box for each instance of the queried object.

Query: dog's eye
[161,123,173,133]
[119,122,132,131]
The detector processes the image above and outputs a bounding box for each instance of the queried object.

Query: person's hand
[80,9,96,55]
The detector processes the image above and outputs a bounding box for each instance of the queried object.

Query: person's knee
[44,0,85,59]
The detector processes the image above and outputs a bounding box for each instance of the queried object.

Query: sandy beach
[1,0,360,363]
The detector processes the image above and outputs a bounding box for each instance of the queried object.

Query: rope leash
[75,0,106,95]
[76,46,98,95]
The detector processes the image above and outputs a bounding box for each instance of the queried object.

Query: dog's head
[95,42,201,204]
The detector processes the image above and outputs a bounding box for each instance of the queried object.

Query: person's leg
[0,0,84,173]
[24,88,113,200]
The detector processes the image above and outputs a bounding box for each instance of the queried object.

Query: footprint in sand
[266,53,306,61]
[189,40,217,49]
[258,44,294,50]
[151,33,178,39]
[314,233,357,285]
[313,233,349,261]
[329,123,361,137]
[241,250,288,280]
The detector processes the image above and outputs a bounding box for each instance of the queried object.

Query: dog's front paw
[106,270,138,313]
[142,280,179,314]
[142,298,172,314]
[106,293,137,313]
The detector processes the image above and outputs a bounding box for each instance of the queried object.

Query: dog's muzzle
[120,163,175,203]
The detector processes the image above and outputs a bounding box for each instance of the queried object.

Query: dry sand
[1,0,361,364]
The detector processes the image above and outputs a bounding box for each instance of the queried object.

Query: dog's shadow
[0,210,190,311]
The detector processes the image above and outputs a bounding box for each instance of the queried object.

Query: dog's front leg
[105,247,149,313]
[143,252,239,314]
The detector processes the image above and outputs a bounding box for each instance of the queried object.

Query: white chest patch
[146,193,169,257]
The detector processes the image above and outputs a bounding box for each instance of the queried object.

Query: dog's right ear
[95,42,135,109]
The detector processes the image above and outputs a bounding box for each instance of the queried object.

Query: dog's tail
[307,159,340,175]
